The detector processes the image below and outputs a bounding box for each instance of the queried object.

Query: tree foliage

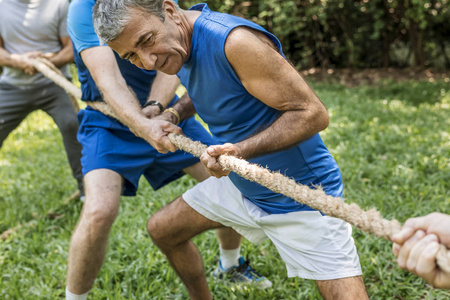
[180,0,450,69]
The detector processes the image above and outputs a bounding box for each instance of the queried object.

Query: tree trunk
[409,21,425,66]
[382,31,391,68]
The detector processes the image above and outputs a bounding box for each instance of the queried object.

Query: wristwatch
[143,100,163,113]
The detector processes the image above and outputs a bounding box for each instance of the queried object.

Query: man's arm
[80,46,181,152]
[161,92,197,125]
[0,34,39,75]
[226,28,328,158]
[201,28,329,177]
[43,36,74,67]
[142,71,180,118]
[0,34,72,74]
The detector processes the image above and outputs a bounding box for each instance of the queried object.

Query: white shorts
[183,176,362,280]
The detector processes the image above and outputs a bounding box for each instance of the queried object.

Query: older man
[65,1,270,299]
[93,1,369,299]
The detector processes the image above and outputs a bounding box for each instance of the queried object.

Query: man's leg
[213,228,243,269]
[41,85,83,188]
[316,276,369,300]
[183,163,242,259]
[259,208,367,299]
[147,196,223,300]
[182,162,271,287]
[0,85,34,148]
[66,169,122,296]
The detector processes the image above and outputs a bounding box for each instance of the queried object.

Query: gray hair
[93,0,179,44]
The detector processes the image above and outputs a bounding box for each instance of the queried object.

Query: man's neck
[179,10,201,62]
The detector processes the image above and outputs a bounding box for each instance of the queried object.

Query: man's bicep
[225,29,314,111]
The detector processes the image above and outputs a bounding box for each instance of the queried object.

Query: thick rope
[31,58,81,112]
[30,58,450,273]
[168,134,402,239]
[29,58,117,118]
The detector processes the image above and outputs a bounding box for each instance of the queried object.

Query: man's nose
[137,49,157,70]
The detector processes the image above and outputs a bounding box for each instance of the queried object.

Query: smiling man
[64,1,272,299]
[93,1,369,299]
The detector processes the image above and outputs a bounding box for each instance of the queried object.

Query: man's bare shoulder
[225,27,278,56]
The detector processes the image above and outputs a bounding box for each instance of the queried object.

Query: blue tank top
[67,0,156,104]
[178,4,343,214]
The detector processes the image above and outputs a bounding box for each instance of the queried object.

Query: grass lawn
[0,78,449,299]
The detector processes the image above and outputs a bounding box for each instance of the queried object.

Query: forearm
[82,46,146,130]
[47,36,74,67]
[163,93,197,124]
[146,71,180,108]
[96,68,182,153]
[99,77,183,153]
[81,46,182,152]
[0,48,24,69]
[100,79,147,129]
[235,107,329,159]
[47,46,74,67]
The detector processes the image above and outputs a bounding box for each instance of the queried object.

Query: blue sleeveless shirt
[178,4,343,214]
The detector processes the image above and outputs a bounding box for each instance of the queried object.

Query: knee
[81,203,118,237]
[147,210,186,250]
[147,213,169,245]
[147,197,202,248]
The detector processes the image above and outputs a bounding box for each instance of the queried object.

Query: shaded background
[181,0,450,69]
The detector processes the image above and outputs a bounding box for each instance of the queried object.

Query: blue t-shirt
[67,0,156,104]
[178,4,343,214]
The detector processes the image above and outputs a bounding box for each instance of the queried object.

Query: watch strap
[143,100,163,112]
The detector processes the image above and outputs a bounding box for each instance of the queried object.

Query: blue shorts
[77,107,215,196]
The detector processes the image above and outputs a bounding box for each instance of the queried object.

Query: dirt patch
[301,67,450,86]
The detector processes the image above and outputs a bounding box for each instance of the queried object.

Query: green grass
[0,79,449,299]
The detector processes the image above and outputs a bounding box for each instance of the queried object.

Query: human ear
[164,0,181,24]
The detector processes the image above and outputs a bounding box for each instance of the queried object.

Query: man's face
[108,6,188,75]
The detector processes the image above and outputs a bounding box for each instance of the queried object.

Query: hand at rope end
[393,213,450,247]
[200,143,238,178]
[135,117,183,154]
[392,212,450,289]
[12,52,42,75]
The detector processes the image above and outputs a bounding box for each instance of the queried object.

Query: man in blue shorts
[65,1,271,299]
[93,0,369,299]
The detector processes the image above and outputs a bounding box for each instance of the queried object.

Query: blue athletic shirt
[67,0,156,105]
[65,0,217,195]
[178,4,343,214]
